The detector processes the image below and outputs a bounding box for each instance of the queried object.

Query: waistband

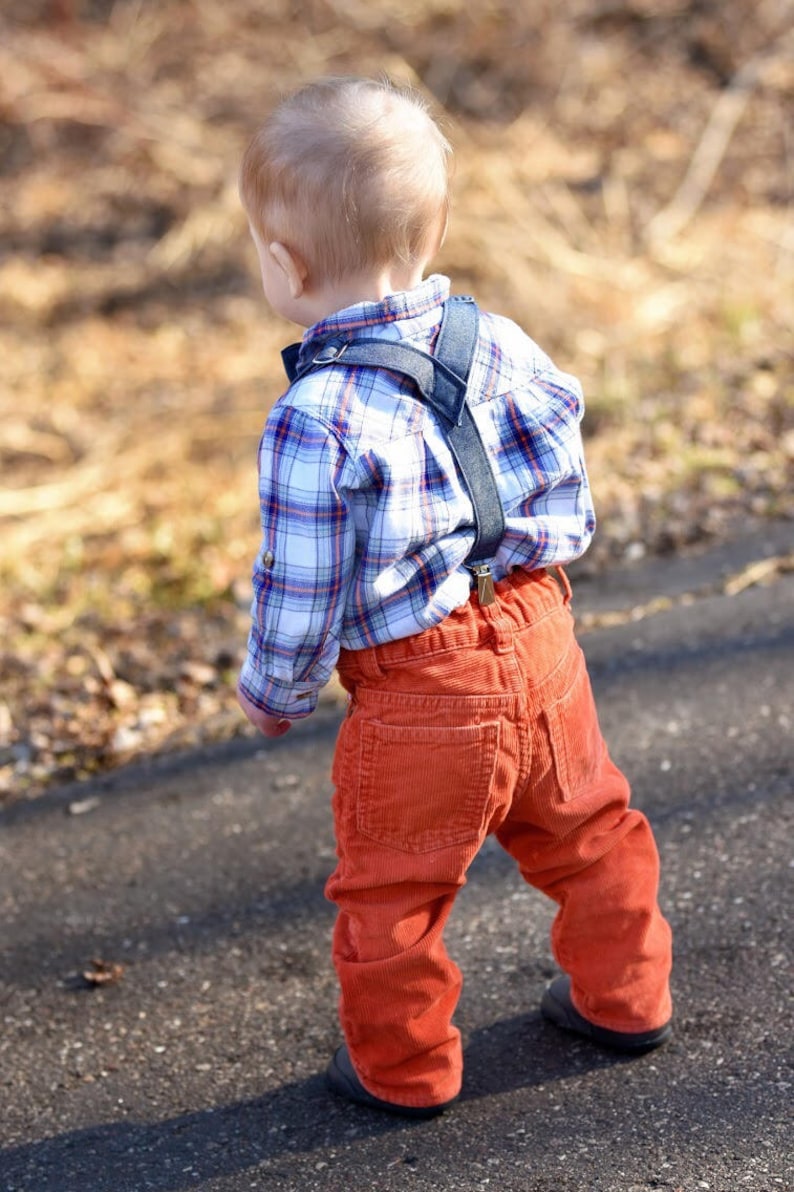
[337,566,571,682]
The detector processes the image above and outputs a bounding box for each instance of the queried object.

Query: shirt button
[260,549,275,569]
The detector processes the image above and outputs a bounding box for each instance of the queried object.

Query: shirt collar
[302,274,451,348]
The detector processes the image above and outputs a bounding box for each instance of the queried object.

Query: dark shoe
[326,1046,456,1119]
[541,976,672,1052]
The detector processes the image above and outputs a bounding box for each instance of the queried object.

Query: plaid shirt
[239,274,595,718]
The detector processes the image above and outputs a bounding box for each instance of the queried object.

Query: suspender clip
[313,339,348,365]
[470,563,496,606]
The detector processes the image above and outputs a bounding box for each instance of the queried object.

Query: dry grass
[1,0,792,799]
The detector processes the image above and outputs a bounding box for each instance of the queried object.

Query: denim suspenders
[281,295,505,605]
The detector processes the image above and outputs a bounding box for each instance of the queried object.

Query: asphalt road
[1,527,792,1192]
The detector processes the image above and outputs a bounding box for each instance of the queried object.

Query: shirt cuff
[237,658,319,720]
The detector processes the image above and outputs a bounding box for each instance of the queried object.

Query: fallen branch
[646,27,794,246]
[723,553,794,596]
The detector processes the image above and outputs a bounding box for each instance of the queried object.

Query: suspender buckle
[313,339,348,365]
[470,563,496,606]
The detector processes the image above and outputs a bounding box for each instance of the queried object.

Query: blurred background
[1,0,792,799]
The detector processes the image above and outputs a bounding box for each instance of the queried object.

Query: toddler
[237,76,672,1118]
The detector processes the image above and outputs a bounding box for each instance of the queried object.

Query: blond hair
[240,77,451,284]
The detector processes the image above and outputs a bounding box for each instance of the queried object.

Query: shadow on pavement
[1,1016,628,1192]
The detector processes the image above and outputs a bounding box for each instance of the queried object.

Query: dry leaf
[67,796,101,816]
[82,958,125,987]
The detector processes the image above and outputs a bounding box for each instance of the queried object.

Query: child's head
[240,76,451,290]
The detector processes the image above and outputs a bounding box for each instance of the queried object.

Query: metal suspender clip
[313,339,348,365]
[470,563,496,606]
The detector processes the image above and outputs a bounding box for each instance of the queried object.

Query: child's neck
[299,262,429,328]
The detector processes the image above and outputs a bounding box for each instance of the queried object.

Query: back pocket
[543,654,605,802]
[357,719,500,853]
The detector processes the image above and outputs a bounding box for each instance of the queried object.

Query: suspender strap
[433,297,506,566]
[281,297,506,568]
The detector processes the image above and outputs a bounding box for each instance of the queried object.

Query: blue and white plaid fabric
[239,274,595,717]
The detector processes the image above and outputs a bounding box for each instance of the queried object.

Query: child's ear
[269,241,308,299]
[438,210,449,250]
[432,209,449,256]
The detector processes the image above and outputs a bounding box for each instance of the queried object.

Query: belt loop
[341,643,384,681]
[553,565,573,606]
[485,611,514,654]
[358,646,386,679]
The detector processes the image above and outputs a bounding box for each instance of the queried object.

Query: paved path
[1,527,792,1192]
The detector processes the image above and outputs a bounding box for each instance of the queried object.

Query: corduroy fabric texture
[326,567,672,1109]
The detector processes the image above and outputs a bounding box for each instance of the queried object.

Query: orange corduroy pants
[327,566,673,1109]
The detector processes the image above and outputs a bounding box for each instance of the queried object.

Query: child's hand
[236,682,292,738]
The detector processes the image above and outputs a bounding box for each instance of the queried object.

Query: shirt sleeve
[238,402,356,719]
[522,362,596,565]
